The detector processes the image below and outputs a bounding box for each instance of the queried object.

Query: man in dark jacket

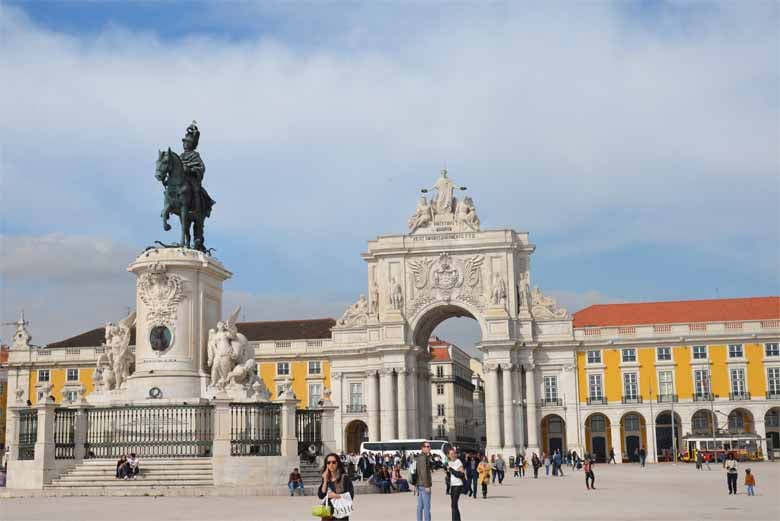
[415,441,433,521]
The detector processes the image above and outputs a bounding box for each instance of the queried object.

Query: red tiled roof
[46,318,335,348]
[573,296,780,328]
[430,346,450,361]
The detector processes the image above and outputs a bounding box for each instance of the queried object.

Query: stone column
[366,370,380,441]
[331,371,343,451]
[379,368,397,440]
[276,393,299,458]
[647,418,658,463]
[407,368,418,438]
[397,368,409,440]
[320,405,338,455]
[610,422,622,463]
[525,364,539,454]
[754,420,768,461]
[513,367,525,449]
[421,369,432,438]
[484,363,502,454]
[72,404,91,461]
[501,363,516,455]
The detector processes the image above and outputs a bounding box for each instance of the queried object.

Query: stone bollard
[319,405,338,456]
[211,398,233,459]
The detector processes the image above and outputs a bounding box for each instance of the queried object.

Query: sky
[1,1,778,355]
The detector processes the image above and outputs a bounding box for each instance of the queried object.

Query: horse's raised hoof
[163,223,171,231]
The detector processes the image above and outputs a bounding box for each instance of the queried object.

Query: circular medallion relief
[148,387,163,399]
[149,325,172,351]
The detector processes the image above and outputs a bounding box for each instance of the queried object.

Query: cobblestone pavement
[2,462,778,521]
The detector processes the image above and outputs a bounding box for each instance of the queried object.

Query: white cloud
[0,3,777,342]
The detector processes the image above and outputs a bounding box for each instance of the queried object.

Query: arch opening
[541,414,566,456]
[766,408,780,455]
[655,411,682,461]
[345,420,368,454]
[620,412,647,463]
[584,413,611,463]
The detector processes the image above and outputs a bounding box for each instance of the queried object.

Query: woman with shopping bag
[315,452,355,520]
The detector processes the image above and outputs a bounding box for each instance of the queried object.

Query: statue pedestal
[125,248,232,402]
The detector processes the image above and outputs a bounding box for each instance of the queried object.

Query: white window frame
[767,367,780,395]
[308,360,321,375]
[656,347,672,361]
[66,390,78,402]
[623,372,638,399]
[436,366,444,378]
[694,369,711,397]
[657,370,675,397]
[276,362,290,376]
[543,375,558,402]
[728,344,744,359]
[765,343,780,357]
[308,383,322,408]
[38,369,50,382]
[349,382,363,406]
[692,345,707,360]
[729,367,747,395]
[436,383,445,395]
[587,350,602,364]
[621,348,636,363]
[436,404,445,417]
[588,374,603,399]
[66,368,79,382]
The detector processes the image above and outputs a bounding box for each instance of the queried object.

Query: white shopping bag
[331,491,353,519]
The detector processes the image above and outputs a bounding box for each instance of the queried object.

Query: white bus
[360,439,452,461]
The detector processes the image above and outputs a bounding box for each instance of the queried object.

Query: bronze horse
[155,148,214,251]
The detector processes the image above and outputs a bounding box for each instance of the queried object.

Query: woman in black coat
[318,452,355,521]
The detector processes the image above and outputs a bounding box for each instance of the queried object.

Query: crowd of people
[306,445,760,521]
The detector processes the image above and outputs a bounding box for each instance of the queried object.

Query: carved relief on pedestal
[406,252,485,316]
[137,261,184,348]
[530,287,570,320]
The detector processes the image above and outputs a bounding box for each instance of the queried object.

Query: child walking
[745,468,756,496]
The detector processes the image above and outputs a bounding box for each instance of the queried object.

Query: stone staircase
[298,460,323,489]
[47,458,214,489]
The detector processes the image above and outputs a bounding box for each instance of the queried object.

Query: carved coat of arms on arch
[406,253,485,314]
[137,262,185,328]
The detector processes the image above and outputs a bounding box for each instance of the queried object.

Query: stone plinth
[125,248,232,402]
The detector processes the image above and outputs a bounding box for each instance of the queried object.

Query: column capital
[484,362,500,373]
[395,367,410,376]
[331,371,343,380]
[364,369,377,378]
[499,362,515,371]
[378,367,394,376]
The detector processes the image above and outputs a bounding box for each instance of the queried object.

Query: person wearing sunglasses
[415,441,433,521]
[318,452,354,520]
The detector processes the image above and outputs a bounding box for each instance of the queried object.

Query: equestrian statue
[155,121,215,252]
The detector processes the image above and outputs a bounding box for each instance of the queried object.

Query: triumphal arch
[329,170,572,456]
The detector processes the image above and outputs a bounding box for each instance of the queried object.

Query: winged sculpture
[207,306,259,390]
[95,310,136,391]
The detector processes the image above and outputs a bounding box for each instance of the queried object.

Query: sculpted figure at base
[390,277,404,311]
[95,311,136,391]
[456,196,480,231]
[337,294,370,327]
[490,273,507,307]
[207,307,266,398]
[408,196,433,233]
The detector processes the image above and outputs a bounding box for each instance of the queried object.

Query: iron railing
[230,403,281,456]
[657,394,678,403]
[587,397,608,405]
[85,404,213,459]
[54,408,76,459]
[296,409,323,457]
[540,398,563,407]
[766,391,780,400]
[729,392,751,401]
[694,393,717,401]
[621,396,643,404]
[18,409,38,461]
[345,404,366,413]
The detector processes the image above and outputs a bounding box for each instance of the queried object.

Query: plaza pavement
[1,462,778,521]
